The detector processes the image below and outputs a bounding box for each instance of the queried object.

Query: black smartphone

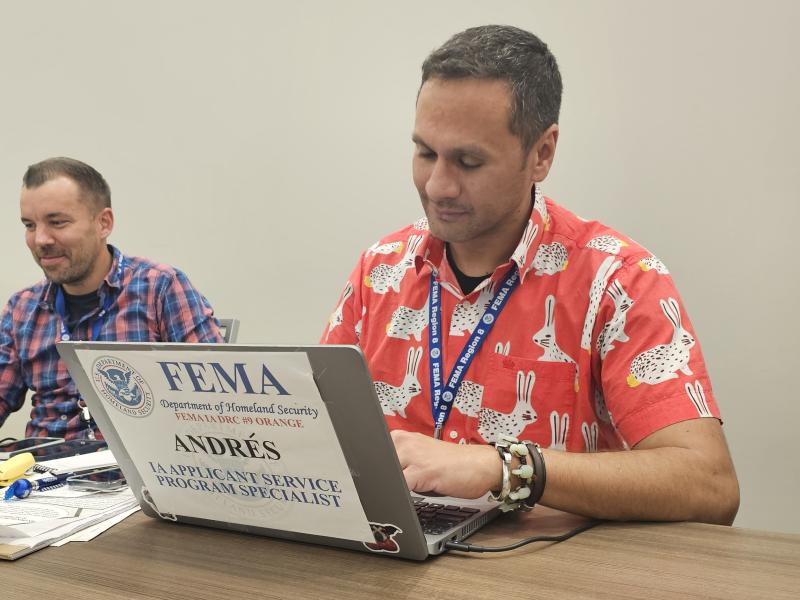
[0,437,64,460]
[67,467,126,491]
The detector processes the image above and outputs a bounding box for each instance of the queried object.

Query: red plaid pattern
[0,246,222,439]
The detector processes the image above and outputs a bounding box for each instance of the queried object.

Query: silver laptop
[58,342,501,560]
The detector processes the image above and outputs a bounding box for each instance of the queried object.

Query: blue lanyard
[428,266,520,439]
[53,256,124,342]
[53,286,111,439]
[54,286,114,342]
[53,257,124,440]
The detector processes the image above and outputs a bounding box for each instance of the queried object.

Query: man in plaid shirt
[0,157,222,440]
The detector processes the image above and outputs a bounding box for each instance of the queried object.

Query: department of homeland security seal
[91,356,154,417]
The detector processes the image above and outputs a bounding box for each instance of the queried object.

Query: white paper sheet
[0,487,139,559]
[50,506,140,545]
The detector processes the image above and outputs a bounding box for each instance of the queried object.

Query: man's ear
[528,124,559,183]
[97,207,114,240]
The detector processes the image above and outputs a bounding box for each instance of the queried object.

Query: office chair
[217,318,240,343]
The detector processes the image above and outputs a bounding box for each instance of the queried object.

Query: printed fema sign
[77,349,373,543]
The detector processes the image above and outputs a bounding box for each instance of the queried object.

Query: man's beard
[36,248,95,286]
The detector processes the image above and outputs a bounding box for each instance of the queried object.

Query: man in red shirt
[322,26,739,524]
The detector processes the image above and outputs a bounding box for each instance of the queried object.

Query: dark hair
[22,157,111,211]
[421,25,562,154]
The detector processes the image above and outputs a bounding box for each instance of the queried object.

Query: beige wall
[1,1,798,532]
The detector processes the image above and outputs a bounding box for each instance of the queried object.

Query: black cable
[444,519,601,553]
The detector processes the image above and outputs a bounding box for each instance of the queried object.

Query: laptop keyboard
[412,497,481,535]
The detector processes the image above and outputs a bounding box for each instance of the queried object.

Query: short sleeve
[320,256,366,346]
[593,258,720,447]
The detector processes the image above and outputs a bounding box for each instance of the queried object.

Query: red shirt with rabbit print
[321,190,720,451]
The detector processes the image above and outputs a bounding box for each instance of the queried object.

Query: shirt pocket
[465,354,577,446]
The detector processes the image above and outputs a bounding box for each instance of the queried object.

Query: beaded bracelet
[491,435,535,512]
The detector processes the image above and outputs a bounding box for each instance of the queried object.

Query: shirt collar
[103,245,125,290]
[414,186,548,284]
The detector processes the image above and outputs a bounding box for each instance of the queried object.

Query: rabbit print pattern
[323,188,720,454]
[454,342,510,417]
[453,381,483,418]
[450,281,496,336]
[533,296,576,365]
[685,381,712,417]
[530,241,569,276]
[549,410,569,450]
[596,280,634,359]
[325,282,353,339]
[581,421,599,452]
[581,256,623,351]
[386,299,429,341]
[494,341,510,356]
[355,306,366,341]
[374,347,423,417]
[511,220,539,267]
[478,370,537,443]
[627,297,695,387]
[533,295,579,391]
[594,388,612,424]
[638,255,670,274]
[364,235,422,294]
[586,235,628,255]
[367,240,404,256]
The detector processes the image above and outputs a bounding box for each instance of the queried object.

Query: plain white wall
[1,1,798,533]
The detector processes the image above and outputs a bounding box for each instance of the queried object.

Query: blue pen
[4,474,72,500]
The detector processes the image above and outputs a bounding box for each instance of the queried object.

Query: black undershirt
[62,289,100,331]
[445,244,491,295]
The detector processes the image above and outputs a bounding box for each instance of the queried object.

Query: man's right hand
[390,429,501,499]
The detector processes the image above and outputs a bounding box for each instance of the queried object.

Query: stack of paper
[0,451,139,560]
[0,485,139,559]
